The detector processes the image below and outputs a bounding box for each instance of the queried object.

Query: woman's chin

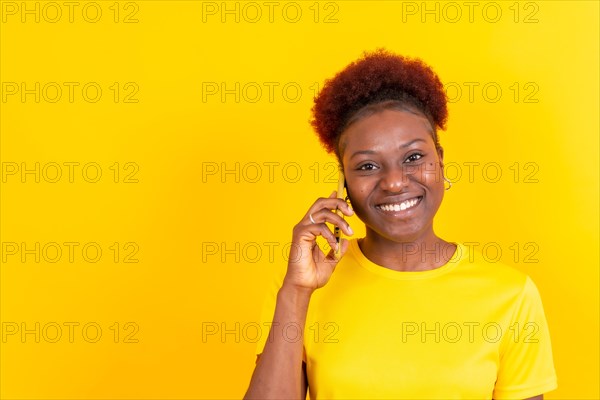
[367,224,432,244]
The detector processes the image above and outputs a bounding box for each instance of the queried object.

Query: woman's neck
[358,229,457,272]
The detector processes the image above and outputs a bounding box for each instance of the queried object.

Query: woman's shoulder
[453,241,532,290]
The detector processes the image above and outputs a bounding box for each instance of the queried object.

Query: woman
[244,49,557,399]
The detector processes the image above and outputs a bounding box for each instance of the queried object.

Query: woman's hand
[282,191,354,294]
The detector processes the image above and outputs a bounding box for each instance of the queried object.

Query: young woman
[244,49,557,399]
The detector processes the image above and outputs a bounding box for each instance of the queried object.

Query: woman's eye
[358,163,377,171]
[405,153,423,163]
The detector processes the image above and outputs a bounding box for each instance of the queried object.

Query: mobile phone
[334,169,345,259]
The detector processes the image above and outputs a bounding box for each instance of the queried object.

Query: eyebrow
[400,138,427,148]
[349,138,427,160]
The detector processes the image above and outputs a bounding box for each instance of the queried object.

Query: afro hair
[311,49,448,158]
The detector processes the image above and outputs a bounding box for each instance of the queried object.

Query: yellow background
[1,0,598,398]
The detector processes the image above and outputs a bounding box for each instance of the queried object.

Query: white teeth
[378,197,420,212]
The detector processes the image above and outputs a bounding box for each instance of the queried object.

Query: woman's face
[340,108,445,243]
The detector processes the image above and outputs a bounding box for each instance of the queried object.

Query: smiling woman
[243,49,557,399]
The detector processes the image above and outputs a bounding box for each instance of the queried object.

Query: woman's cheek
[347,187,369,221]
[423,162,444,187]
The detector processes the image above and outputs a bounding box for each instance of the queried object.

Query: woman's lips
[375,196,423,213]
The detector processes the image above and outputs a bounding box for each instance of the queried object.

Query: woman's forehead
[341,110,435,154]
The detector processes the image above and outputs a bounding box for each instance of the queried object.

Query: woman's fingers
[301,223,337,246]
[306,208,354,237]
[303,192,354,237]
[307,191,354,217]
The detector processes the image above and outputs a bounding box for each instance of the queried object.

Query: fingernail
[348,226,354,235]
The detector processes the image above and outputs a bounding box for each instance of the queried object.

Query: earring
[443,176,453,191]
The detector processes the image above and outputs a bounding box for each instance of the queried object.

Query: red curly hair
[311,49,448,159]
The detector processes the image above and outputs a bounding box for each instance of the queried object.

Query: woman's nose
[378,167,412,192]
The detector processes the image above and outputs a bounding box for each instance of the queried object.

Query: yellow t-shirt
[256,239,558,399]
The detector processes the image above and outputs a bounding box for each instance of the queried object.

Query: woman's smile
[374,195,423,214]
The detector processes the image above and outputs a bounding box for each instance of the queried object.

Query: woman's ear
[437,146,445,168]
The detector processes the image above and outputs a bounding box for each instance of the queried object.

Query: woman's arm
[243,284,312,398]
[243,191,353,399]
